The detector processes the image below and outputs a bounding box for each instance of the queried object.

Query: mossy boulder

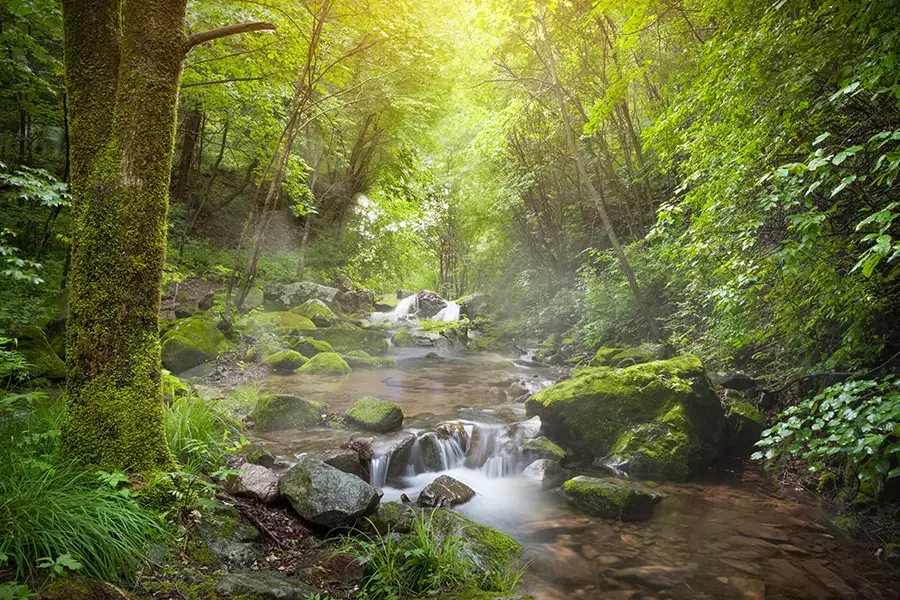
[161,316,228,374]
[429,509,523,574]
[264,311,317,330]
[345,396,404,433]
[262,349,308,372]
[522,436,566,462]
[343,349,396,368]
[294,324,388,355]
[562,476,662,521]
[13,324,66,379]
[37,576,132,600]
[525,356,725,480]
[724,392,766,458]
[391,329,415,347]
[289,298,338,327]
[590,345,665,368]
[297,351,352,375]
[291,336,334,357]
[191,502,261,566]
[249,394,327,431]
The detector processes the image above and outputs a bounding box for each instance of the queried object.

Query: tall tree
[60,0,272,470]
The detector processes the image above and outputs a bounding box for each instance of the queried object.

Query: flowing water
[252,345,900,599]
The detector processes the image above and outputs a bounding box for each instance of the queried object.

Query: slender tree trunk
[173,107,202,204]
[539,12,662,342]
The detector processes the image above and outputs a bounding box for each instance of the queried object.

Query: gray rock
[223,464,280,505]
[505,380,530,402]
[415,290,447,318]
[216,571,319,599]
[522,459,566,489]
[509,415,542,442]
[459,292,490,320]
[338,289,375,313]
[264,282,341,311]
[195,503,261,565]
[436,421,470,452]
[315,449,367,480]
[418,474,475,508]
[279,455,380,528]
[415,432,463,471]
[522,436,566,462]
[373,432,416,479]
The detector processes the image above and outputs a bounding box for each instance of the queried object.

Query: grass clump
[338,508,523,600]
[164,391,242,474]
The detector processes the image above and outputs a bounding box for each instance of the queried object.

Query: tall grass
[164,391,241,474]
[0,391,163,582]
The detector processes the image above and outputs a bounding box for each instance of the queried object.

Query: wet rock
[509,415,542,442]
[562,476,662,521]
[425,351,441,359]
[236,442,276,468]
[279,455,380,528]
[249,394,327,431]
[802,559,857,599]
[613,565,695,589]
[160,317,228,375]
[216,571,319,599]
[345,397,404,433]
[522,436,566,462]
[338,289,376,313]
[315,450,367,480]
[297,351,352,375]
[417,431,463,471]
[459,292,490,320]
[291,337,334,357]
[465,425,495,469]
[373,432,416,479]
[417,474,476,508]
[729,576,766,600]
[223,463,280,505]
[193,502,261,565]
[437,421,470,451]
[342,437,374,461]
[429,509,523,574]
[526,356,725,480]
[522,459,567,488]
[264,281,340,311]
[416,290,448,318]
[263,349,308,372]
[505,379,530,402]
[289,298,337,327]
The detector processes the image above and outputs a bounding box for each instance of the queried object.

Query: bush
[753,376,900,501]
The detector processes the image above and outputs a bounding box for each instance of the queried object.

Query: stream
[249,345,900,599]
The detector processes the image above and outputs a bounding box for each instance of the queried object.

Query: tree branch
[182,74,275,88]
[186,21,276,51]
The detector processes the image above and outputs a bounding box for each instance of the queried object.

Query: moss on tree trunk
[60,0,188,470]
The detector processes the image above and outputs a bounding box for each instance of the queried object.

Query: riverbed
[248,345,900,599]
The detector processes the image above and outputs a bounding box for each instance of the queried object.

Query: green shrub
[753,376,900,501]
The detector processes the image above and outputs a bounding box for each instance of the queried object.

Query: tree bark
[538,11,662,342]
[173,107,202,204]
[60,0,274,471]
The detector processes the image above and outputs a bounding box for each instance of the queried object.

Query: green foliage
[753,376,900,500]
[164,391,241,474]
[0,391,164,583]
[339,509,521,600]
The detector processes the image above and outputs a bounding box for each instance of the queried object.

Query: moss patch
[249,394,328,431]
[161,316,228,374]
[296,352,352,375]
[292,325,388,356]
[525,356,724,480]
[562,476,660,521]
[289,299,337,327]
[263,349,308,372]
[13,324,66,379]
[391,329,415,347]
[256,311,316,330]
[38,575,130,600]
[342,349,396,368]
[346,396,404,432]
[291,336,334,357]
[430,509,523,573]
[522,436,566,461]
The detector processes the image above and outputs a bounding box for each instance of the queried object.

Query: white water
[371,294,418,323]
[432,301,460,322]
[369,454,391,488]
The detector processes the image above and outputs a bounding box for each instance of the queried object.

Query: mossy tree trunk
[60,0,273,470]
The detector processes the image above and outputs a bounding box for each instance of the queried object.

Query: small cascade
[409,432,466,473]
[468,423,518,477]
[371,294,418,323]
[433,301,461,322]
[369,454,391,488]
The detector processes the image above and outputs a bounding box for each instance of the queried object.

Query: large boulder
[216,571,319,600]
[161,317,228,374]
[249,394,327,431]
[459,292,491,320]
[296,352,352,375]
[526,356,725,480]
[13,325,66,379]
[289,299,337,327]
[279,455,380,528]
[315,449,367,480]
[417,474,475,508]
[262,349,307,372]
[522,459,567,489]
[264,282,340,311]
[337,289,376,313]
[416,290,447,318]
[429,509,523,574]
[563,476,662,521]
[291,325,388,356]
[345,397,404,433]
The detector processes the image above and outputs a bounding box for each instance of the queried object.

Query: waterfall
[433,301,460,322]
[371,294,418,323]
[370,454,391,488]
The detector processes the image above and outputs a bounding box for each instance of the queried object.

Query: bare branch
[186,22,276,51]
